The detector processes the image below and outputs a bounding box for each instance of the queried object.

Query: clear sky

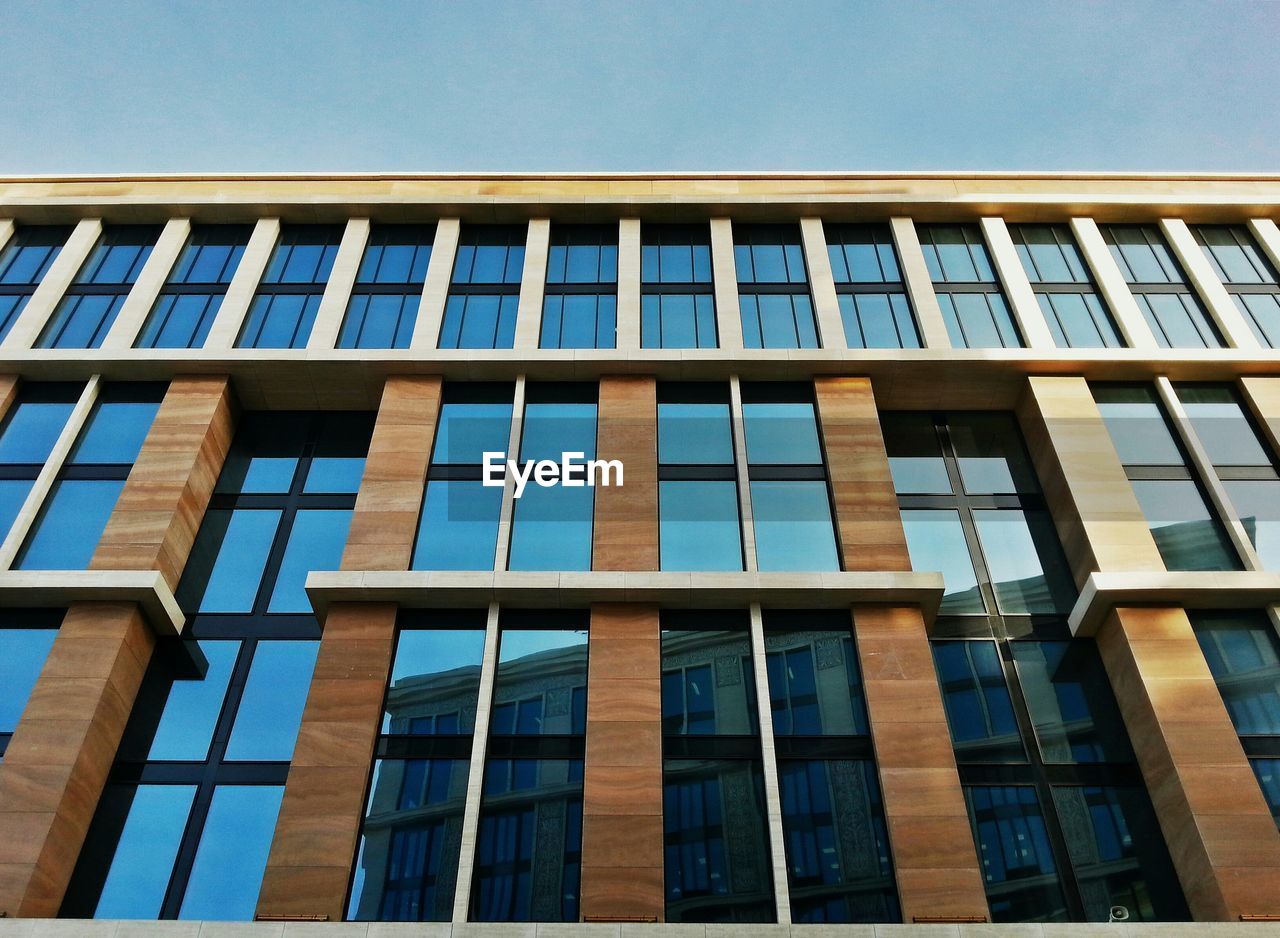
[1,0,1277,174]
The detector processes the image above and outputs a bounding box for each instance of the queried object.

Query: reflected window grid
[916,223,1024,349]
[735,224,820,349]
[540,224,617,350]
[338,223,435,350]
[135,225,252,349]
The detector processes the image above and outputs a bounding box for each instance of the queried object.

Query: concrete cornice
[0,569,184,636]
[1068,570,1280,636]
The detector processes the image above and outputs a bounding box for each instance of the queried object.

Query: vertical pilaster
[1070,217,1157,349]
[513,219,550,349]
[581,603,664,922]
[0,220,13,254]
[258,375,443,922]
[5,218,100,350]
[981,216,1056,349]
[1241,375,1280,457]
[1247,218,1280,280]
[592,375,658,571]
[800,217,845,349]
[307,218,370,350]
[0,376,237,917]
[1095,606,1280,920]
[1162,217,1259,350]
[710,218,743,349]
[748,602,792,923]
[204,217,279,349]
[616,218,641,349]
[412,217,460,350]
[889,217,950,349]
[101,217,190,350]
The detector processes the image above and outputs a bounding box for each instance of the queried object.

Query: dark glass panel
[266,508,352,613]
[493,629,588,737]
[880,413,951,494]
[965,785,1069,922]
[661,629,758,736]
[973,510,1076,615]
[1092,385,1185,467]
[765,631,868,736]
[88,784,197,919]
[902,510,984,614]
[176,509,281,613]
[1131,479,1241,571]
[933,641,1025,762]
[949,412,1039,495]
[16,478,126,570]
[1193,612,1280,736]
[1174,384,1272,467]
[120,640,238,762]
[384,628,486,734]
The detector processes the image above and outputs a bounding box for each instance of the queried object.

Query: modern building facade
[0,173,1277,936]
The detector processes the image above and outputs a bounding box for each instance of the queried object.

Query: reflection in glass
[881,413,951,494]
[664,759,775,923]
[1252,759,1280,829]
[177,509,280,613]
[122,640,238,762]
[965,786,1068,923]
[383,628,486,734]
[225,641,318,760]
[1224,480,1280,570]
[902,510,984,614]
[1011,641,1133,763]
[1193,612,1280,735]
[91,784,196,919]
[949,413,1039,495]
[1093,386,1184,467]
[1175,385,1272,466]
[493,629,588,736]
[349,758,470,920]
[973,510,1076,615]
[933,642,1025,762]
[178,785,283,920]
[1131,479,1240,571]
[779,759,897,923]
[662,629,758,736]
[765,632,868,736]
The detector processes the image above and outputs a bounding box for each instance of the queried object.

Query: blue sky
[1,0,1277,173]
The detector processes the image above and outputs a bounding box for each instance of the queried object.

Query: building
[0,172,1277,936]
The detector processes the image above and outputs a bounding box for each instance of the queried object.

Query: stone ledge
[1068,570,1280,636]
[0,569,185,636]
[305,570,944,623]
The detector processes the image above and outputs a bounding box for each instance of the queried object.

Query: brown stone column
[592,375,658,571]
[257,375,442,922]
[1097,606,1280,920]
[0,375,236,917]
[815,375,987,922]
[0,376,19,424]
[581,603,664,922]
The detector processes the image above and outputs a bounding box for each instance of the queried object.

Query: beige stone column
[307,218,370,350]
[1096,606,1280,920]
[0,220,13,254]
[258,376,443,922]
[1162,218,1259,350]
[513,219,549,349]
[889,217,950,349]
[1247,218,1280,279]
[581,603,664,922]
[800,217,845,349]
[5,218,100,350]
[101,217,190,350]
[411,217,460,351]
[980,216,1056,349]
[0,376,237,918]
[204,217,279,349]
[1241,376,1280,457]
[592,375,658,571]
[616,218,641,349]
[1070,217,1157,350]
[709,218,743,349]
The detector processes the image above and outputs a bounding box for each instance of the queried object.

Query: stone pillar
[800,217,845,349]
[412,218,460,351]
[980,216,1056,349]
[592,375,658,571]
[709,218,743,349]
[307,218,371,350]
[889,217,950,349]
[1070,217,1158,350]
[581,603,664,922]
[0,375,236,917]
[257,375,443,922]
[101,217,190,350]
[1096,606,1280,920]
[513,219,550,349]
[616,219,641,349]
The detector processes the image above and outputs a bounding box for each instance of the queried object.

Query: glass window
[1253,759,1280,828]
[949,412,1039,495]
[1193,225,1280,348]
[383,625,486,734]
[177,508,281,613]
[120,640,239,762]
[136,225,251,349]
[764,622,867,737]
[903,509,984,614]
[177,785,284,920]
[1131,479,1241,571]
[37,226,160,349]
[236,225,342,348]
[1176,385,1272,466]
[453,225,526,285]
[750,481,840,571]
[0,385,79,541]
[965,785,1068,922]
[225,641,318,760]
[493,628,588,736]
[933,641,1025,762]
[338,223,434,349]
[917,224,1022,350]
[540,225,617,350]
[1194,612,1280,737]
[0,618,59,747]
[1093,385,1184,467]
[827,224,920,349]
[735,224,818,349]
[1102,225,1223,349]
[642,224,716,349]
[882,412,951,494]
[265,508,352,613]
[440,225,524,350]
[742,401,824,465]
[0,225,69,341]
[662,627,758,736]
[1011,224,1123,350]
[973,510,1076,616]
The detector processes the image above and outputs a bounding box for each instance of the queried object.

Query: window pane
[742,401,822,465]
[91,784,197,919]
[765,630,867,736]
[384,627,486,734]
[662,628,758,735]
[413,479,503,571]
[779,759,897,923]
[1093,386,1185,466]
[225,641,319,760]
[493,629,588,736]
[1131,479,1240,571]
[1224,480,1280,570]
[660,480,743,571]
[1010,641,1134,763]
[902,510,984,614]
[69,399,161,464]
[881,413,951,494]
[178,785,284,920]
[508,484,593,572]
[664,759,775,923]
[1252,759,1280,829]
[348,758,469,921]
[1175,385,1272,466]
[519,401,596,463]
[949,413,1039,495]
[965,785,1068,922]
[1050,785,1187,922]
[266,509,352,613]
[658,402,733,465]
[433,401,514,465]
[1193,612,1280,736]
[933,641,1024,762]
[17,478,125,570]
[750,480,839,572]
[121,640,238,761]
[973,510,1075,615]
[0,399,76,464]
[0,626,58,732]
[177,509,281,613]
